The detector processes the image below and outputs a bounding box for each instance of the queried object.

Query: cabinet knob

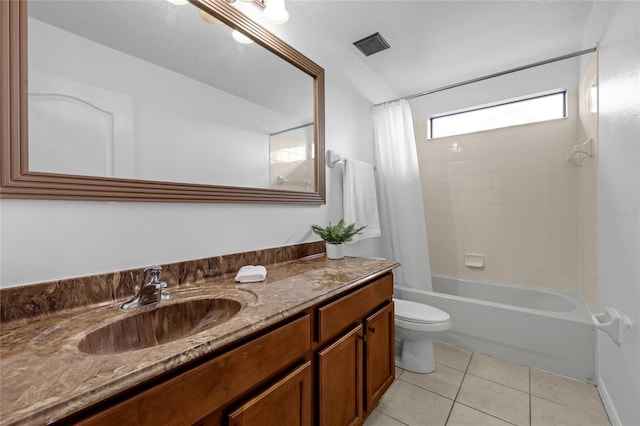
[368,327,376,333]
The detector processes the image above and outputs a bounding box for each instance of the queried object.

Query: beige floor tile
[433,341,472,371]
[377,379,453,426]
[447,403,514,426]
[364,408,408,426]
[467,352,529,392]
[457,374,529,426]
[400,364,464,399]
[530,369,607,419]
[395,366,404,380]
[531,395,611,426]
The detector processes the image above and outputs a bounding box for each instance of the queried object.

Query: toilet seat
[394,298,450,324]
[395,316,452,332]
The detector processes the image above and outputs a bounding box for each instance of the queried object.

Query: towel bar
[326,150,377,170]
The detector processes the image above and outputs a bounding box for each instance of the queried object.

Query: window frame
[428,90,567,139]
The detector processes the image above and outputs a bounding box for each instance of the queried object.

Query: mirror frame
[0,0,326,204]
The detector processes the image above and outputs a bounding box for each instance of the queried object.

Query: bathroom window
[429,91,567,139]
[270,146,307,163]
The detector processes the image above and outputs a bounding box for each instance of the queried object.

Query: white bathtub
[394,275,596,382]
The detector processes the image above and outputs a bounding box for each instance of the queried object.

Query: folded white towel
[235,265,267,283]
[343,158,381,242]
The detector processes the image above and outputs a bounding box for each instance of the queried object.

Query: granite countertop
[0,256,399,426]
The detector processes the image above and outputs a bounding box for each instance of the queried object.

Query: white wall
[0,5,396,287]
[583,2,640,425]
[409,57,582,120]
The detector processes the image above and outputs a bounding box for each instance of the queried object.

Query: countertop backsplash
[0,241,325,323]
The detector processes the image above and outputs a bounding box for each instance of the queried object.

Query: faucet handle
[145,265,163,284]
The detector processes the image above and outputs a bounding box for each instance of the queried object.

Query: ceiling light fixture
[232,29,254,44]
[166,0,189,5]
[263,0,289,24]
[199,9,222,24]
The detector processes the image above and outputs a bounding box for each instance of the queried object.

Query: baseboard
[598,376,622,426]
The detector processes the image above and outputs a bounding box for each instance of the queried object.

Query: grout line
[464,351,473,372]
[529,367,532,426]
[455,401,520,426]
[444,350,474,425]
[379,412,410,426]
[452,350,531,426]
[396,362,458,401]
[399,379,456,401]
[464,370,530,394]
[528,393,612,423]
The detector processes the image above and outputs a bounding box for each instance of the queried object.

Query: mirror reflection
[269,123,315,190]
[27,0,316,192]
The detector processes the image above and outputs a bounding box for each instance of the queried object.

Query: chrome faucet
[121,265,170,310]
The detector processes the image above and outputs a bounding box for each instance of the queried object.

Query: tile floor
[364,341,611,426]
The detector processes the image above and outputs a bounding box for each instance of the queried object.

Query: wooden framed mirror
[0,0,325,203]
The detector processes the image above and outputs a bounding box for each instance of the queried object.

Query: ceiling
[28,0,597,111]
[288,1,596,100]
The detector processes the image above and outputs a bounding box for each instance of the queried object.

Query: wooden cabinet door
[317,325,363,426]
[227,361,312,426]
[364,302,395,412]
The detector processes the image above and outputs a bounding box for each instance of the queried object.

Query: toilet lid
[394,299,450,324]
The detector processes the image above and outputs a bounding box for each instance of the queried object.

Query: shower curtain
[372,99,433,291]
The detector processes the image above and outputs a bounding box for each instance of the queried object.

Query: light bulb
[166,0,189,5]
[232,29,254,44]
[263,0,289,24]
[199,9,222,24]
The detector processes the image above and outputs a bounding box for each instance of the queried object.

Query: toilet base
[396,337,436,374]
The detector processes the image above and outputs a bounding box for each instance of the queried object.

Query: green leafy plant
[311,219,366,245]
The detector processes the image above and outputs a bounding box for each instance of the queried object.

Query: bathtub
[394,275,596,382]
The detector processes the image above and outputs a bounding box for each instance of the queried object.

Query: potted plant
[311,219,366,259]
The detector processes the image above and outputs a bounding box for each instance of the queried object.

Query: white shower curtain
[373,99,433,291]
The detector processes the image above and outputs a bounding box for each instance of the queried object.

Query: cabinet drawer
[78,314,311,426]
[317,274,392,345]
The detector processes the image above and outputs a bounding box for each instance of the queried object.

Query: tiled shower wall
[415,90,581,292]
[578,55,599,312]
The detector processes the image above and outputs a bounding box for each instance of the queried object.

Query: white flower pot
[325,243,345,260]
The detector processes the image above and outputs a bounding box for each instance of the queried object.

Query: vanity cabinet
[65,273,394,426]
[316,274,395,426]
[75,315,311,426]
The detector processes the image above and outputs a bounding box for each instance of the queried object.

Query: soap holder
[464,253,485,268]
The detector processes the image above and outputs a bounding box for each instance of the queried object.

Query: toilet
[394,298,452,373]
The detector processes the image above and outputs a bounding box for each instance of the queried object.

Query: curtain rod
[375,47,597,106]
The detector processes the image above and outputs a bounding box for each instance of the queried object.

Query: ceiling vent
[353,32,390,57]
